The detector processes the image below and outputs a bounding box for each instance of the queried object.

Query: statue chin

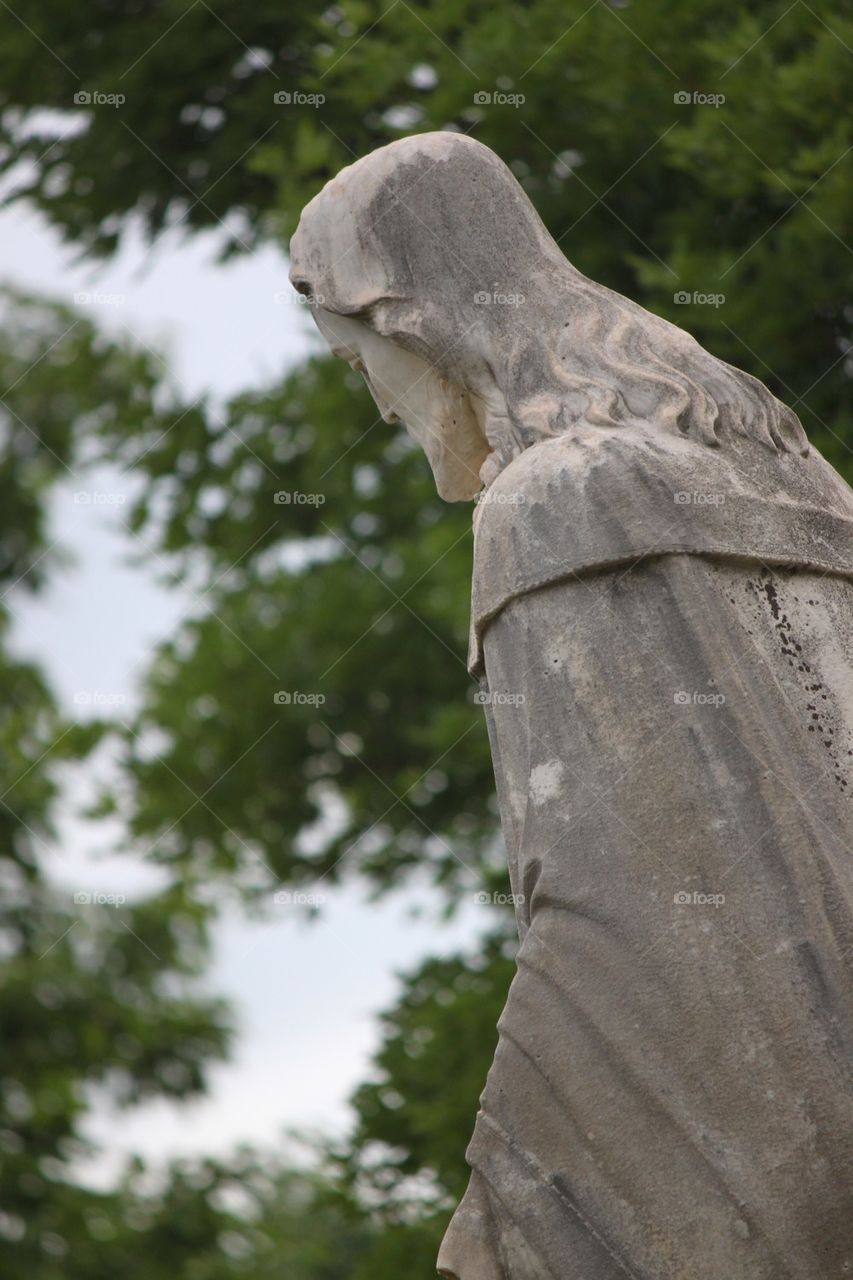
[405,379,491,502]
[399,407,490,502]
[431,457,483,503]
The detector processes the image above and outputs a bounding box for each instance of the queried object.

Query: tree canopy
[1,1,851,1274]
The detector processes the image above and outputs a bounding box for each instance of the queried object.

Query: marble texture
[291,132,853,1279]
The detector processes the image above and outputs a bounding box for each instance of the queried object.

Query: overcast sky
[0,197,487,1185]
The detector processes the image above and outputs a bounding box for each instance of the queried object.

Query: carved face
[311,308,489,501]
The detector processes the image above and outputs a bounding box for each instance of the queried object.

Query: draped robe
[437,422,853,1280]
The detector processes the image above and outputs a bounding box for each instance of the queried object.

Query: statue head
[290,132,807,501]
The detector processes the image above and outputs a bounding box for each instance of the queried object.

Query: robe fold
[438,424,853,1280]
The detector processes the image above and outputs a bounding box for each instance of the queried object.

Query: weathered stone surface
[291,132,853,1279]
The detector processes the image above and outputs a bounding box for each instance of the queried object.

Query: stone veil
[290,132,853,1279]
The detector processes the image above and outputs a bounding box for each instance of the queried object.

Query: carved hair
[291,131,809,478]
[491,274,809,470]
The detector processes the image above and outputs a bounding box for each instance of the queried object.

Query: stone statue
[290,133,853,1278]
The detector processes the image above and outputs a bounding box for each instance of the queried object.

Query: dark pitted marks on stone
[753,570,851,794]
[757,573,798,666]
[763,577,781,621]
[803,681,845,784]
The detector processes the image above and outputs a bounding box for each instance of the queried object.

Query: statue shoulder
[474,423,664,523]
[468,421,853,676]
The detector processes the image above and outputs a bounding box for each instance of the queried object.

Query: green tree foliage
[349,931,517,1203]
[1,3,852,1273]
[4,0,851,901]
[4,1152,377,1280]
[1,0,851,469]
[0,295,231,1275]
[100,356,501,902]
